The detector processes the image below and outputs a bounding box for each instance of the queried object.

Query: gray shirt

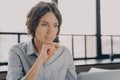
[6,39,77,80]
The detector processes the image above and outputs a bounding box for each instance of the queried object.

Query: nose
[47,26,53,34]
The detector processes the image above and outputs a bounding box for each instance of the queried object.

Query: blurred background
[1,0,120,79]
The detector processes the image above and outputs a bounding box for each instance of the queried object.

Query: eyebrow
[40,21,48,23]
[40,21,58,24]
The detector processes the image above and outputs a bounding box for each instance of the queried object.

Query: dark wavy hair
[26,1,62,42]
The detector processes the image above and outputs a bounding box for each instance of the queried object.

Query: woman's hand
[38,43,59,63]
[25,43,59,80]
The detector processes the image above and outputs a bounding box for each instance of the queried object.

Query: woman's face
[34,12,59,44]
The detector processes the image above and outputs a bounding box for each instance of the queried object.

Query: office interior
[1,0,120,80]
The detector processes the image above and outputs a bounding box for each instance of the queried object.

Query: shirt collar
[26,39,36,55]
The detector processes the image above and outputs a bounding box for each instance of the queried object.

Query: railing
[1,32,120,64]
[0,32,27,43]
[59,34,96,60]
[101,35,120,60]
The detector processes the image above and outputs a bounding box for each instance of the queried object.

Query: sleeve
[65,48,77,80]
[6,46,25,80]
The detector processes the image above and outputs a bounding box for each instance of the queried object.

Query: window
[0,0,51,32]
[1,0,120,65]
[0,0,51,63]
[101,0,120,55]
[0,35,17,62]
[58,0,96,58]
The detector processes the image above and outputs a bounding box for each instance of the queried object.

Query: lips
[45,36,52,41]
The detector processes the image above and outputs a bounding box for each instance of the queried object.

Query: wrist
[37,56,45,64]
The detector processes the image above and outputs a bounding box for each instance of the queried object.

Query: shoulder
[9,42,27,55]
[59,45,72,57]
[59,45,74,63]
[11,42,27,50]
[60,45,71,53]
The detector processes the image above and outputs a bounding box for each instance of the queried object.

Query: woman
[6,1,77,80]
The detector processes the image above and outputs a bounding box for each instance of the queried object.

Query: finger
[55,43,59,49]
[46,43,60,62]
[54,42,60,52]
[47,50,53,56]
[47,43,59,54]
[47,49,51,55]
[46,52,52,62]
[46,48,56,62]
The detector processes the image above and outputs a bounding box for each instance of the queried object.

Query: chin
[45,41,53,44]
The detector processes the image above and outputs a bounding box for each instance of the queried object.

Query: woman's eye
[54,24,58,28]
[41,23,48,26]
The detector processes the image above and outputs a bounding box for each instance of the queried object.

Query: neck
[33,38,42,54]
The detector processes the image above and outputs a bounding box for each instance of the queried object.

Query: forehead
[40,12,58,23]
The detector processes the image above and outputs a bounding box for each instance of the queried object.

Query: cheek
[54,28,59,35]
[35,28,43,37]
[53,31,58,37]
[53,30,58,41]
